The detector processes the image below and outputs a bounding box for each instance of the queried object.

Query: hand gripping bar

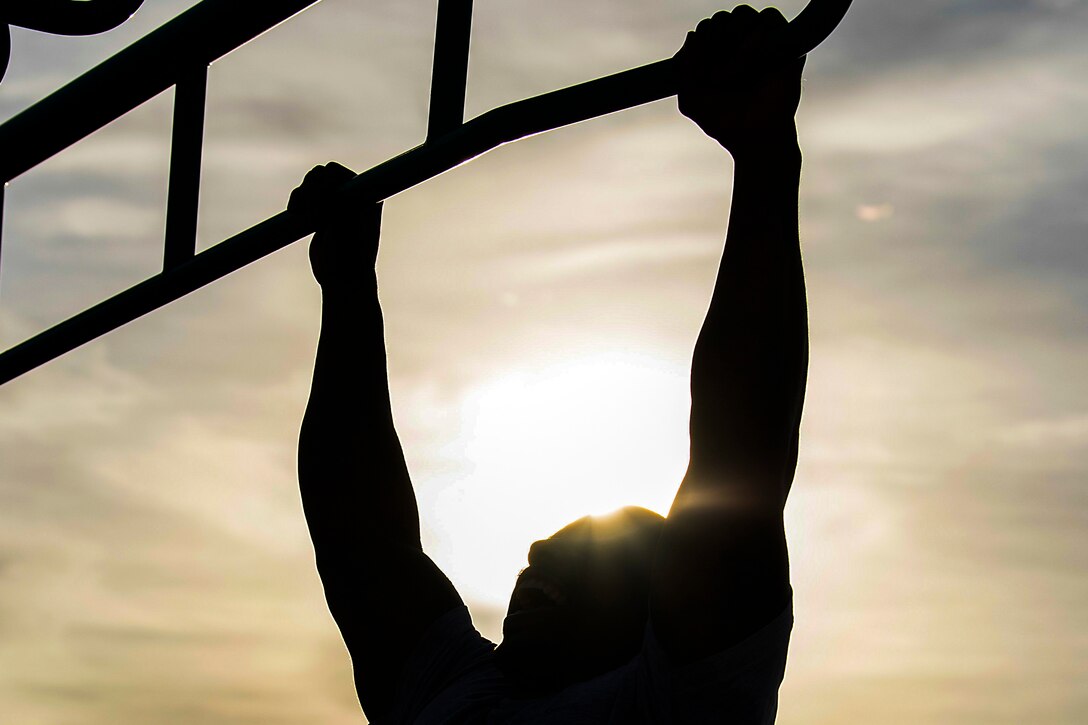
[334,0,854,211]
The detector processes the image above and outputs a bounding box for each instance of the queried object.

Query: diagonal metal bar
[163,64,208,270]
[0,0,322,184]
[0,212,311,386]
[0,59,678,385]
[427,0,473,141]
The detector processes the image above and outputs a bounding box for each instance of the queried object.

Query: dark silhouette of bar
[163,64,208,271]
[0,0,851,386]
[0,0,321,182]
[427,0,474,141]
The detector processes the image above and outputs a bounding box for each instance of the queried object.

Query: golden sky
[1,0,1086,722]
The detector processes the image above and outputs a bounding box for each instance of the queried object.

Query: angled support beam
[0,58,677,385]
[0,0,322,184]
[163,64,208,270]
[427,0,473,141]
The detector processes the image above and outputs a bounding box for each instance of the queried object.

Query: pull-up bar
[0,0,852,386]
[0,0,322,182]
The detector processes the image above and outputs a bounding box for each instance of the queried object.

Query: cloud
[997,413,1088,449]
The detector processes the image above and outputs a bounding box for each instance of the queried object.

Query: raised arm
[651,7,809,661]
[291,164,461,718]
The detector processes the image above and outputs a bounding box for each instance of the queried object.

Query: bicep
[649,471,791,663]
[316,542,463,720]
[660,354,801,661]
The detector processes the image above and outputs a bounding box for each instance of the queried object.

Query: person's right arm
[292,165,462,719]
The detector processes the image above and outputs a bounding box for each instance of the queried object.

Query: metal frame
[0,0,851,386]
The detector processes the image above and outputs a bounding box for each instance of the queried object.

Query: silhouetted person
[290,7,808,723]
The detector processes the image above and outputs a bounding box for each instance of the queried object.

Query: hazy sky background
[0,0,1085,722]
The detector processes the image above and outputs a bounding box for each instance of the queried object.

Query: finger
[736,8,787,61]
[300,164,327,188]
[290,166,339,215]
[759,6,788,27]
[694,9,733,43]
[754,7,788,53]
[676,29,696,57]
[323,161,357,184]
[679,30,702,70]
[304,163,354,194]
[731,4,759,19]
[688,18,722,70]
[687,12,732,67]
[287,186,307,213]
[288,179,322,214]
[718,11,752,58]
[708,10,735,42]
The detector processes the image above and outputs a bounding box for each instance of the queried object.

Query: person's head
[494,506,666,692]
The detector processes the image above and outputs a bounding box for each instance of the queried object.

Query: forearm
[686,133,809,506]
[298,276,422,555]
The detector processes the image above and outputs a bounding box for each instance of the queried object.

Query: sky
[0,0,1085,722]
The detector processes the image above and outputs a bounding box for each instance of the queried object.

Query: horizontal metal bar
[0,213,310,385]
[0,0,321,183]
[0,0,852,184]
[0,57,678,385]
[427,0,473,141]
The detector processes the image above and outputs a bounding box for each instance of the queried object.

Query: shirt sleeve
[637,599,794,724]
[384,605,503,724]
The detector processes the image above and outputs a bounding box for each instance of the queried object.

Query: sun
[423,351,691,607]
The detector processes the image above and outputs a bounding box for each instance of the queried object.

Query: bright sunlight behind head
[423,351,690,605]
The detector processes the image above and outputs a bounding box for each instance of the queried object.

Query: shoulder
[385,605,505,724]
[638,598,794,723]
[649,500,790,662]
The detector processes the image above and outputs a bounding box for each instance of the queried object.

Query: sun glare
[426,352,690,605]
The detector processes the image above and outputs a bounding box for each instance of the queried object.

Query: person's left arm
[650,7,809,663]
